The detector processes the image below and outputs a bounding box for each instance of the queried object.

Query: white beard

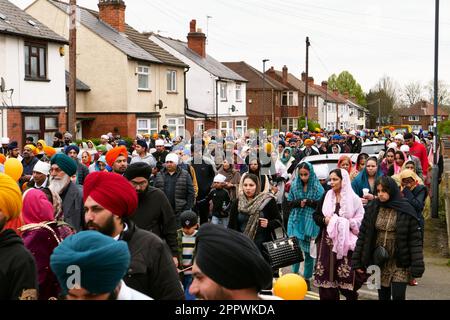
[49,174,71,194]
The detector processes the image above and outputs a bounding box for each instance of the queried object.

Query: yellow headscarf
[37,139,47,153]
[392,166,423,187]
[0,173,22,222]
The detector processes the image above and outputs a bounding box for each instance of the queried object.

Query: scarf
[322,169,364,259]
[378,176,418,218]
[352,158,383,197]
[280,147,292,165]
[287,162,324,241]
[393,151,408,175]
[238,191,275,240]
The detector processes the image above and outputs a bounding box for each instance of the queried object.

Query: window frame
[282,91,294,106]
[408,116,420,121]
[24,41,47,80]
[23,114,58,145]
[167,117,185,138]
[167,70,177,92]
[137,118,158,136]
[235,83,242,102]
[235,119,247,137]
[219,82,228,101]
[137,65,150,90]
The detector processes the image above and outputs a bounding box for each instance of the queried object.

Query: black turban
[123,162,152,181]
[195,223,272,291]
[136,139,148,150]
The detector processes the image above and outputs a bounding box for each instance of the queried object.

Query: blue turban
[51,153,77,176]
[332,134,341,140]
[64,145,80,155]
[50,231,130,295]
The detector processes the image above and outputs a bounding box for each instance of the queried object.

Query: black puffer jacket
[351,201,425,278]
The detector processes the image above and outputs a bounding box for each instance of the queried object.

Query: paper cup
[362,188,369,196]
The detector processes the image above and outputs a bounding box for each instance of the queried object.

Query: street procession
[1,0,450,305]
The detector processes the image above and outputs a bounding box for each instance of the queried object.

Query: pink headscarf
[393,151,408,175]
[22,189,54,225]
[321,169,364,259]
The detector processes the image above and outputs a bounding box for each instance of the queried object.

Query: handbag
[372,211,392,267]
[262,220,304,270]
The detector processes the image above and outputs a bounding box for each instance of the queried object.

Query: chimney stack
[350,96,357,103]
[333,89,339,96]
[282,65,288,85]
[98,0,126,33]
[321,81,328,91]
[308,77,314,85]
[266,66,276,79]
[343,92,349,99]
[301,72,307,82]
[187,19,206,58]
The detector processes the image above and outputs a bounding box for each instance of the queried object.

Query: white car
[361,141,385,155]
[299,153,359,175]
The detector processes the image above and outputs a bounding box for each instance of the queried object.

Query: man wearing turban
[83,172,184,300]
[7,141,22,161]
[124,163,178,265]
[49,154,84,231]
[20,144,39,185]
[346,130,362,153]
[50,231,151,300]
[65,145,89,185]
[189,223,274,300]
[0,173,38,300]
[105,146,129,174]
[100,134,113,151]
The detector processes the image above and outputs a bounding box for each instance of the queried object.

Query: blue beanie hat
[64,145,80,155]
[51,153,78,176]
[50,230,130,295]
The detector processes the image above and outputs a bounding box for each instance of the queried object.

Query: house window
[24,42,47,80]
[235,119,247,137]
[220,82,227,101]
[167,117,185,138]
[167,70,177,92]
[408,116,420,121]
[235,84,242,102]
[24,115,58,145]
[137,118,158,136]
[282,91,294,106]
[412,125,422,131]
[137,66,150,90]
[281,118,296,131]
[220,120,233,137]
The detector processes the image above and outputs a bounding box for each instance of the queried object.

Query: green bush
[298,116,321,132]
[73,137,134,148]
[438,120,450,135]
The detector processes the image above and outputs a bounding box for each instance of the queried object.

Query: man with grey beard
[49,153,84,231]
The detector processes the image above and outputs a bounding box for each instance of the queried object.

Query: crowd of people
[0,125,442,300]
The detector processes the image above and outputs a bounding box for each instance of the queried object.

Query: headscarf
[393,151,408,175]
[238,173,275,240]
[83,172,137,218]
[322,169,364,259]
[43,146,57,158]
[50,230,130,295]
[280,147,292,166]
[351,157,383,197]
[287,162,324,247]
[36,139,47,153]
[376,176,417,218]
[105,146,128,167]
[0,173,22,221]
[81,151,92,167]
[338,155,353,174]
[194,223,273,291]
[0,154,5,164]
[21,189,54,225]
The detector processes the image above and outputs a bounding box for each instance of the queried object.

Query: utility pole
[305,37,310,130]
[262,59,269,128]
[68,0,77,136]
[432,0,440,218]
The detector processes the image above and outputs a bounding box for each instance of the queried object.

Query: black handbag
[372,211,392,267]
[262,220,304,270]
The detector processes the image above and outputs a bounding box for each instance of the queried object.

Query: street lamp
[262,59,269,128]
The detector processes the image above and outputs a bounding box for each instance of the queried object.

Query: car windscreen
[361,144,384,155]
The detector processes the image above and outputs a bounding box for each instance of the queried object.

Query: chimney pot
[282,65,288,85]
[187,19,206,58]
[333,89,339,95]
[190,19,196,32]
[98,0,126,33]
[301,72,306,81]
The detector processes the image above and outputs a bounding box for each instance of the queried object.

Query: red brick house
[397,100,449,131]
[222,62,289,130]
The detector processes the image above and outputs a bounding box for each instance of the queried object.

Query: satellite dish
[0,77,5,92]
[155,99,165,109]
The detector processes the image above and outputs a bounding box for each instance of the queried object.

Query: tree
[366,89,398,128]
[373,75,401,109]
[327,71,367,106]
[426,80,450,105]
[401,81,425,106]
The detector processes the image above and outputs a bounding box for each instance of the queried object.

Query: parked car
[361,141,385,155]
[299,153,359,176]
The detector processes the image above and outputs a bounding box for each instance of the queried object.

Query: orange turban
[0,173,22,221]
[43,146,57,157]
[304,139,314,147]
[105,146,128,167]
[0,154,5,164]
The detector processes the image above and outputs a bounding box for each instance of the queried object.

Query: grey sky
[11,0,450,94]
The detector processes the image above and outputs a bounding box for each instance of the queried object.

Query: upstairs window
[138,66,150,90]
[220,82,227,101]
[24,42,47,80]
[167,70,177,92]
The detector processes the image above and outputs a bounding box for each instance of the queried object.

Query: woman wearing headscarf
[239,158,270,194]
[18,189,75,300]
[228,173,282,256]
[80,151,92,167]
[351,156,383,206]
[36,139,47,155]
[380,148,396,176]
[85,140,98,156]
[350,153,369,181]
[388,151,407,176]
[88,155,109,173]
[286,162,324,289]
[337,155,353,174]
[313,169,365,300]
[352,176,424,300]
[218,159,241,202]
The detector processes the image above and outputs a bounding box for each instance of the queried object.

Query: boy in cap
[200,174,231,226]
[177,210,199,300]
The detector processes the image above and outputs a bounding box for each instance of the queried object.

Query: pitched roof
[346,98,370,113]
[65,71,90,91]
[222,62,287,90]
[312,84,348,104]
[0,0,67,43]
[397,100,449,116]
[154,35,247,82]
[49,0,161,63]
[272,70,321,96]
